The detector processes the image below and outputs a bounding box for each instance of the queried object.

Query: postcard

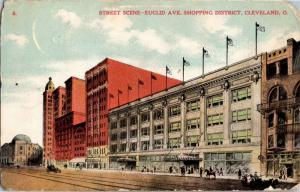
[0,0,300,191]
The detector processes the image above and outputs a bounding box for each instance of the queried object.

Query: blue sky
[1,0,300,145]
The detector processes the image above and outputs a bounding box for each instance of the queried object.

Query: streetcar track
[1,168,248,191]
[4,169,166,190]
[3,170,104,191]
[15,169,197,190]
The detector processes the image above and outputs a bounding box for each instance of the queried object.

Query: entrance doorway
[285,164,293,178]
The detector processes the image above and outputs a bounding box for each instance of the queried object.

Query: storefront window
[205,152,251,175]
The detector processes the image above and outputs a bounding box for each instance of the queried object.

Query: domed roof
[12,134,31,144]
[45,77,55,91]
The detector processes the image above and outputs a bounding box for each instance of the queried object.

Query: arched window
[268,86,287,103]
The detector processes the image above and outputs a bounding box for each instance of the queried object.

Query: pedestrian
[220,168,223,176]
[181,166,185,176]
[200,167,203,178]
[238,168,242,180]
[153,166,156,173]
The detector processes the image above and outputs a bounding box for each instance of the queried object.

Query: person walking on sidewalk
[238,168,242,180]
[199,167,203,178]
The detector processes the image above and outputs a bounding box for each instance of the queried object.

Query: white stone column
[126,115,130,152]
[163,106,169,149]
[180,100,186,148]
[251,80,261,144]
[200,96,206,145]
[223,89,230,145]
[137,113,141,151]
[149,110,154,150]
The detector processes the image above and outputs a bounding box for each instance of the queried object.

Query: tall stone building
[258,38,300,178]
[108,56,262,175]
[43,77,55,165]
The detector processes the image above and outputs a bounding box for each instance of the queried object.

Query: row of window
[112,107,252,129]
[111,119,200,140]
[110,130,252,153]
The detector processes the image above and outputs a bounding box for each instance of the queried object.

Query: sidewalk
[67,167,299,183]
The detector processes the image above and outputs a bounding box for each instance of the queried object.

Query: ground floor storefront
[109,146,260,175]
[266,152,300,178]
[86,157,108,169]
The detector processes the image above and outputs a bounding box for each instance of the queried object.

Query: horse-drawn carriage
[241,174,279,190]
[47,165,61,173]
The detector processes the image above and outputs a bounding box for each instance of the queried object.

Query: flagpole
[117,90,120,107]
[150,72,153,96]
[226,36,228,67]
[138,81,140,100]
[165,66,167,90]
[127,85,129,103]
[255,22,258,57]
[202,47,205,76]
[182,57,185,83]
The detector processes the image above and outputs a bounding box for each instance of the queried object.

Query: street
[0,167,297,191]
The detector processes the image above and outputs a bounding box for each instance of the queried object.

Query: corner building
[109,56,262,175]
[85,58,181,169]
[258,38,300,178]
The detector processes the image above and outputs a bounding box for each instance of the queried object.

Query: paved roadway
[0,167,297,191]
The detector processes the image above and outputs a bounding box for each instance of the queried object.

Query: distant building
[258,38,300,178]
[85,58,181,169]
[0,134,42,166]
[108,56,262,174]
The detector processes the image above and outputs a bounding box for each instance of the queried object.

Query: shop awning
[117,157,136,162]
[164,154,201,162]
[69,158,86,163]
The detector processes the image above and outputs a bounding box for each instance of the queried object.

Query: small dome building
[0,134,43,166]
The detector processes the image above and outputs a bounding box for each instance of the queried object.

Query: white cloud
[259,29,300,53]
[1,56,103,145]
[175,35,202,56]
[4,34,28,46]
[135,29,171,54]
[200,16,242,37]
[88,16,137,44]
[88,16,171,54]
[55,9,81,29]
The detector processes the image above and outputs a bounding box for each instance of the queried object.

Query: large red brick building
[43,58,181,167]
[85,58,181,168]
[54,77,86,164]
